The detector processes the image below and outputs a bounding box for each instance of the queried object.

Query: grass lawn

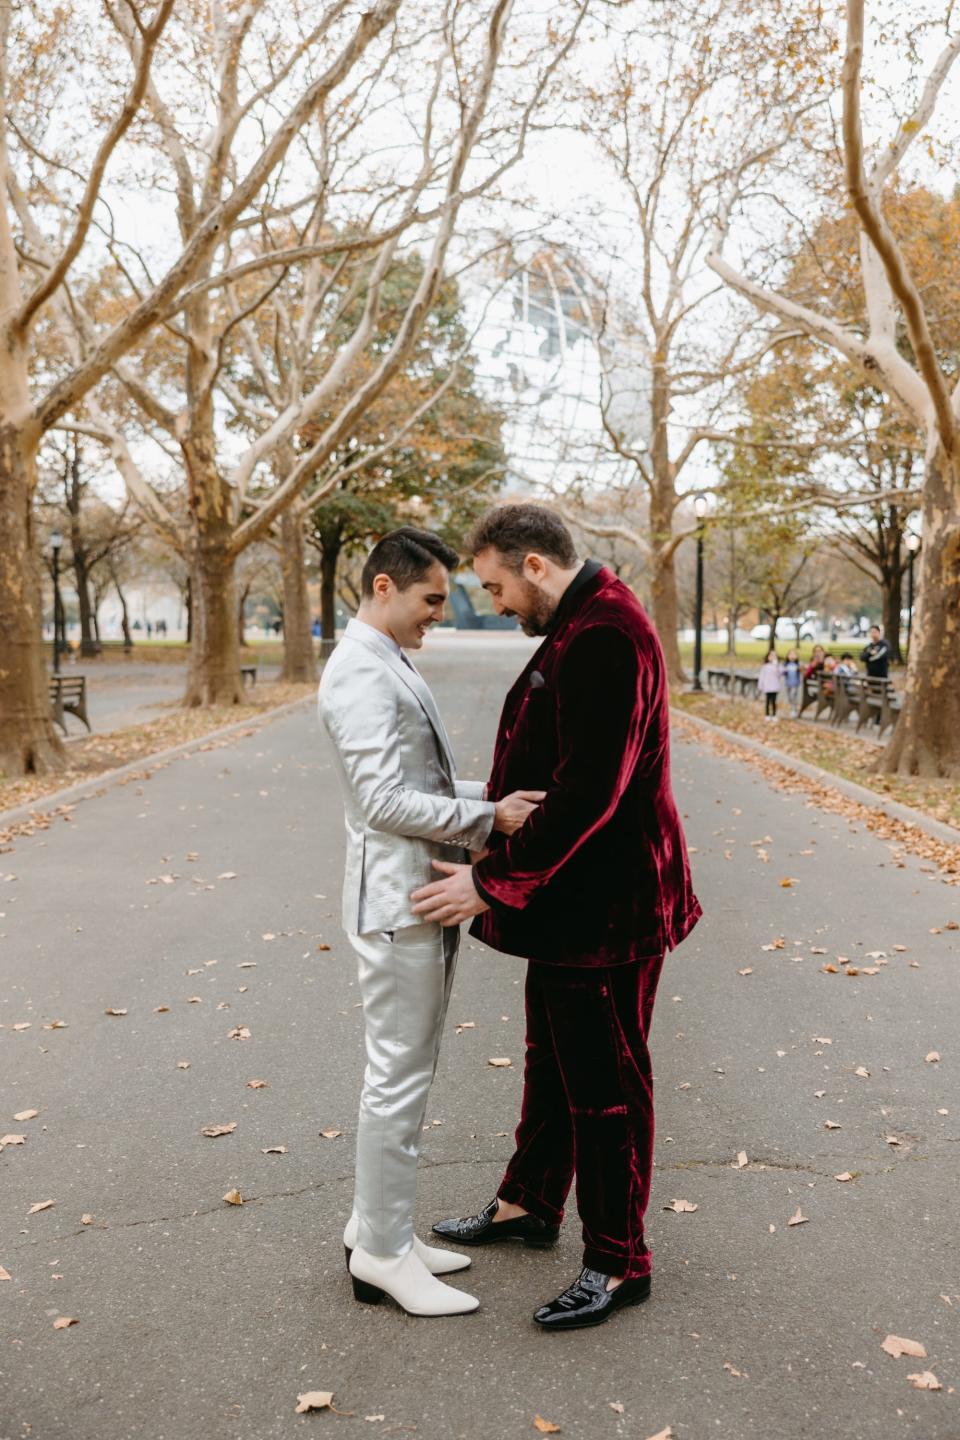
[677,638,900,669]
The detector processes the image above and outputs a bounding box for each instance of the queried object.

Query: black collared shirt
[546,559,603,634]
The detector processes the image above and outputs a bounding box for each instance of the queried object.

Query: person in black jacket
[861,625,891,678]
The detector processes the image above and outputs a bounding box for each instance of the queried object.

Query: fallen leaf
[13,1109,38,1121]
[262,933,276,941]
[881,1335,927,1360]
[227,1026,251,1040]
[533,1420,561,1435]
[320,1128,343,1140]
[907,1371,942,1391]
[201,1122,237,1138]
[0,1266,11,1281]
[608,1403,625,1414]
[218,871,238,880]
[824,1120,842,1130]
[644,1429,674,1440]
[80,1214,94,1224]
[925,1051,941,1064]
[223,1188,243,1205]
[855,1067,870,1078]
[787,1207,808,1226]
[886,1135,901,1146]
[779,877,795,888]
[723,1361,745,1377]
[27,1200,54,1214]
[812,1036,833,1045]
[104,1007,128,1017]
[262,1146,287,1154]
[810,946,826,955]
[735,1151,748,1169]
[177,1060,191,1069]
[247,1079,268,1090]
[834,1172,855,1182]
[821,963,839,973]
[52,1316,78,1329]
[0,1134,25,1147]
[737,967,753,976]
[295,1391,334,1414]
[12,1022,31,1031]
[316,943,331,952]
[487,1057,512,1067]
[663,1198,698,1213]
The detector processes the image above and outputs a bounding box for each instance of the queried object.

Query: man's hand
[493,789,546,836]
[411,861,490,926]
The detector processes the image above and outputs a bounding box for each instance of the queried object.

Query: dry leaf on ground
[320,1127,343,1140]
[295,1392,334,1413]
[533,1419,561,1434]
[925,1051,941,1063]
[223,1188,243,1205]
[27,1200,54,1214]
[52,1316,78,1329]
[881,1335,927,1360]
[907,1371,942,1390]
[663,1198,698,1213]
[488,1057,512,1067]
[13,1109,38,1121]
[787,1208,808,1226]
[201,1122,236,1138]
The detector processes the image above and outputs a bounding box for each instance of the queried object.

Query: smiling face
[371,559,450,650]
[472,547,557,636]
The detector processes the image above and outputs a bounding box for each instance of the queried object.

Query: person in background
[835,652,858,677]
[860,625,890,678]
[757,648,782,720]
[821,653,838,696]
[803,644,826,681]
[783,648,802,717]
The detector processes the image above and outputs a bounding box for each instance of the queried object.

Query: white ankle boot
[348,1244,479,1316]
[342,1215,470,1275]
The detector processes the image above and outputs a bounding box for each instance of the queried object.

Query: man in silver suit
[318,527,542,1316]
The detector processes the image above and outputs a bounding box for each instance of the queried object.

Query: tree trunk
[320,541,342,648]
[881,565,904,666]
[184,532,242,707]
[238,583,250,649]
[648,364,684,685]
[0,425,65,776]
[185,576,192,644]
[73,551,99,656]
[882,447,960,778]
[280,507,315,681]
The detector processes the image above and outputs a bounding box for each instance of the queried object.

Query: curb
[672,707,960,849]
[0,694,315,834]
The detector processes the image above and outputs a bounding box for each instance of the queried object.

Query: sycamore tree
[710,0,960,776]
[1,0,584,776]
[538,0,834,684]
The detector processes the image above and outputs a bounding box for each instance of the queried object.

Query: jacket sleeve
[455,779,488,801]
[473,624,649,911]
[320,663,495,850]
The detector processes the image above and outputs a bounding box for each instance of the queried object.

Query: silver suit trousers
[348,921,459,1257]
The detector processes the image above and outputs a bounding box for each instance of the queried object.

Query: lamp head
[50,529,63,552]
[905,532,920,553]
[693,495,708,521]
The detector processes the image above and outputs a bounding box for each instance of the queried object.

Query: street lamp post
[692,495,708,692]
[905,531,920,656]
[50,530,63,675]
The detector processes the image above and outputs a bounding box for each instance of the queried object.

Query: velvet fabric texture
[471,564,701,966]
[497,956,663,1279]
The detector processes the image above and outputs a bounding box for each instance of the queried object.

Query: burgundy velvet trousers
[497,955,664,1279]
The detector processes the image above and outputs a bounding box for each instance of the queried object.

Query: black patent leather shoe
[533,1267,651,1331]
[432,1197,559,1249]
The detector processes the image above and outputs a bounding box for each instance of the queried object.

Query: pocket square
[529,669,546,689]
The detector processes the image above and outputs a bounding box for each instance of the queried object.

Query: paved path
[49,662,282,737]
[2,636,958,1440]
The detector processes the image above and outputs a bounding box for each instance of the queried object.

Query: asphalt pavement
[2,634,958,1440]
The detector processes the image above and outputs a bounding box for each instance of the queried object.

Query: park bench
[705,667,731,693]
[97,638,133,655]
[240,664,257,687]
[49,674,91,735]
[732,670,759,699]
[798,672,834,721]
[854,677,900,736]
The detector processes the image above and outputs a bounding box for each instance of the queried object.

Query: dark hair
[466,503,578,573]
[361,526,459,598]
[870,623,881,632]
[841,651,853,660]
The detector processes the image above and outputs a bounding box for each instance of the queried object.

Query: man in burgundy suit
[411,504,701,1331]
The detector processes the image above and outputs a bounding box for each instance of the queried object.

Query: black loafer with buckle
[533,1267,651,1331]
[432,1197,559,1248]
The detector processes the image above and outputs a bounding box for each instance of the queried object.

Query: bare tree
[709,0,960,776]
[1,0,408,774]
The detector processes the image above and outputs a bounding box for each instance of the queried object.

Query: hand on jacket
[411,861,490,926]
[493,789,546,836]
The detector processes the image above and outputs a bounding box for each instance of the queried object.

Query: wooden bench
[240,664,257,687]
[705,667,732,694]
[854,677,900,735]
[49,674,91,734]
[97,638,134,655]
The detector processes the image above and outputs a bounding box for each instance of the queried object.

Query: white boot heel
[347,1245,479,1317]
[342,1216,470,1275]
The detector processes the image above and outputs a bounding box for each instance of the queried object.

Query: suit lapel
[342,621,456,778]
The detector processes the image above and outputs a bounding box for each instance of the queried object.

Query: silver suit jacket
[318,619,496,935]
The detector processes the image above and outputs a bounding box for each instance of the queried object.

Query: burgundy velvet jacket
[471,563,701,967]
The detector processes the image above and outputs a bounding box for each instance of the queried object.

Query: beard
[511,579,556,636]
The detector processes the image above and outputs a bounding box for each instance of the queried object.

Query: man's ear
[523,552,547,583]
[372,571,394,601]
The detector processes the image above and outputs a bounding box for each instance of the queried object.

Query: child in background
[758,648,782,720]
[784,647,802,716]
